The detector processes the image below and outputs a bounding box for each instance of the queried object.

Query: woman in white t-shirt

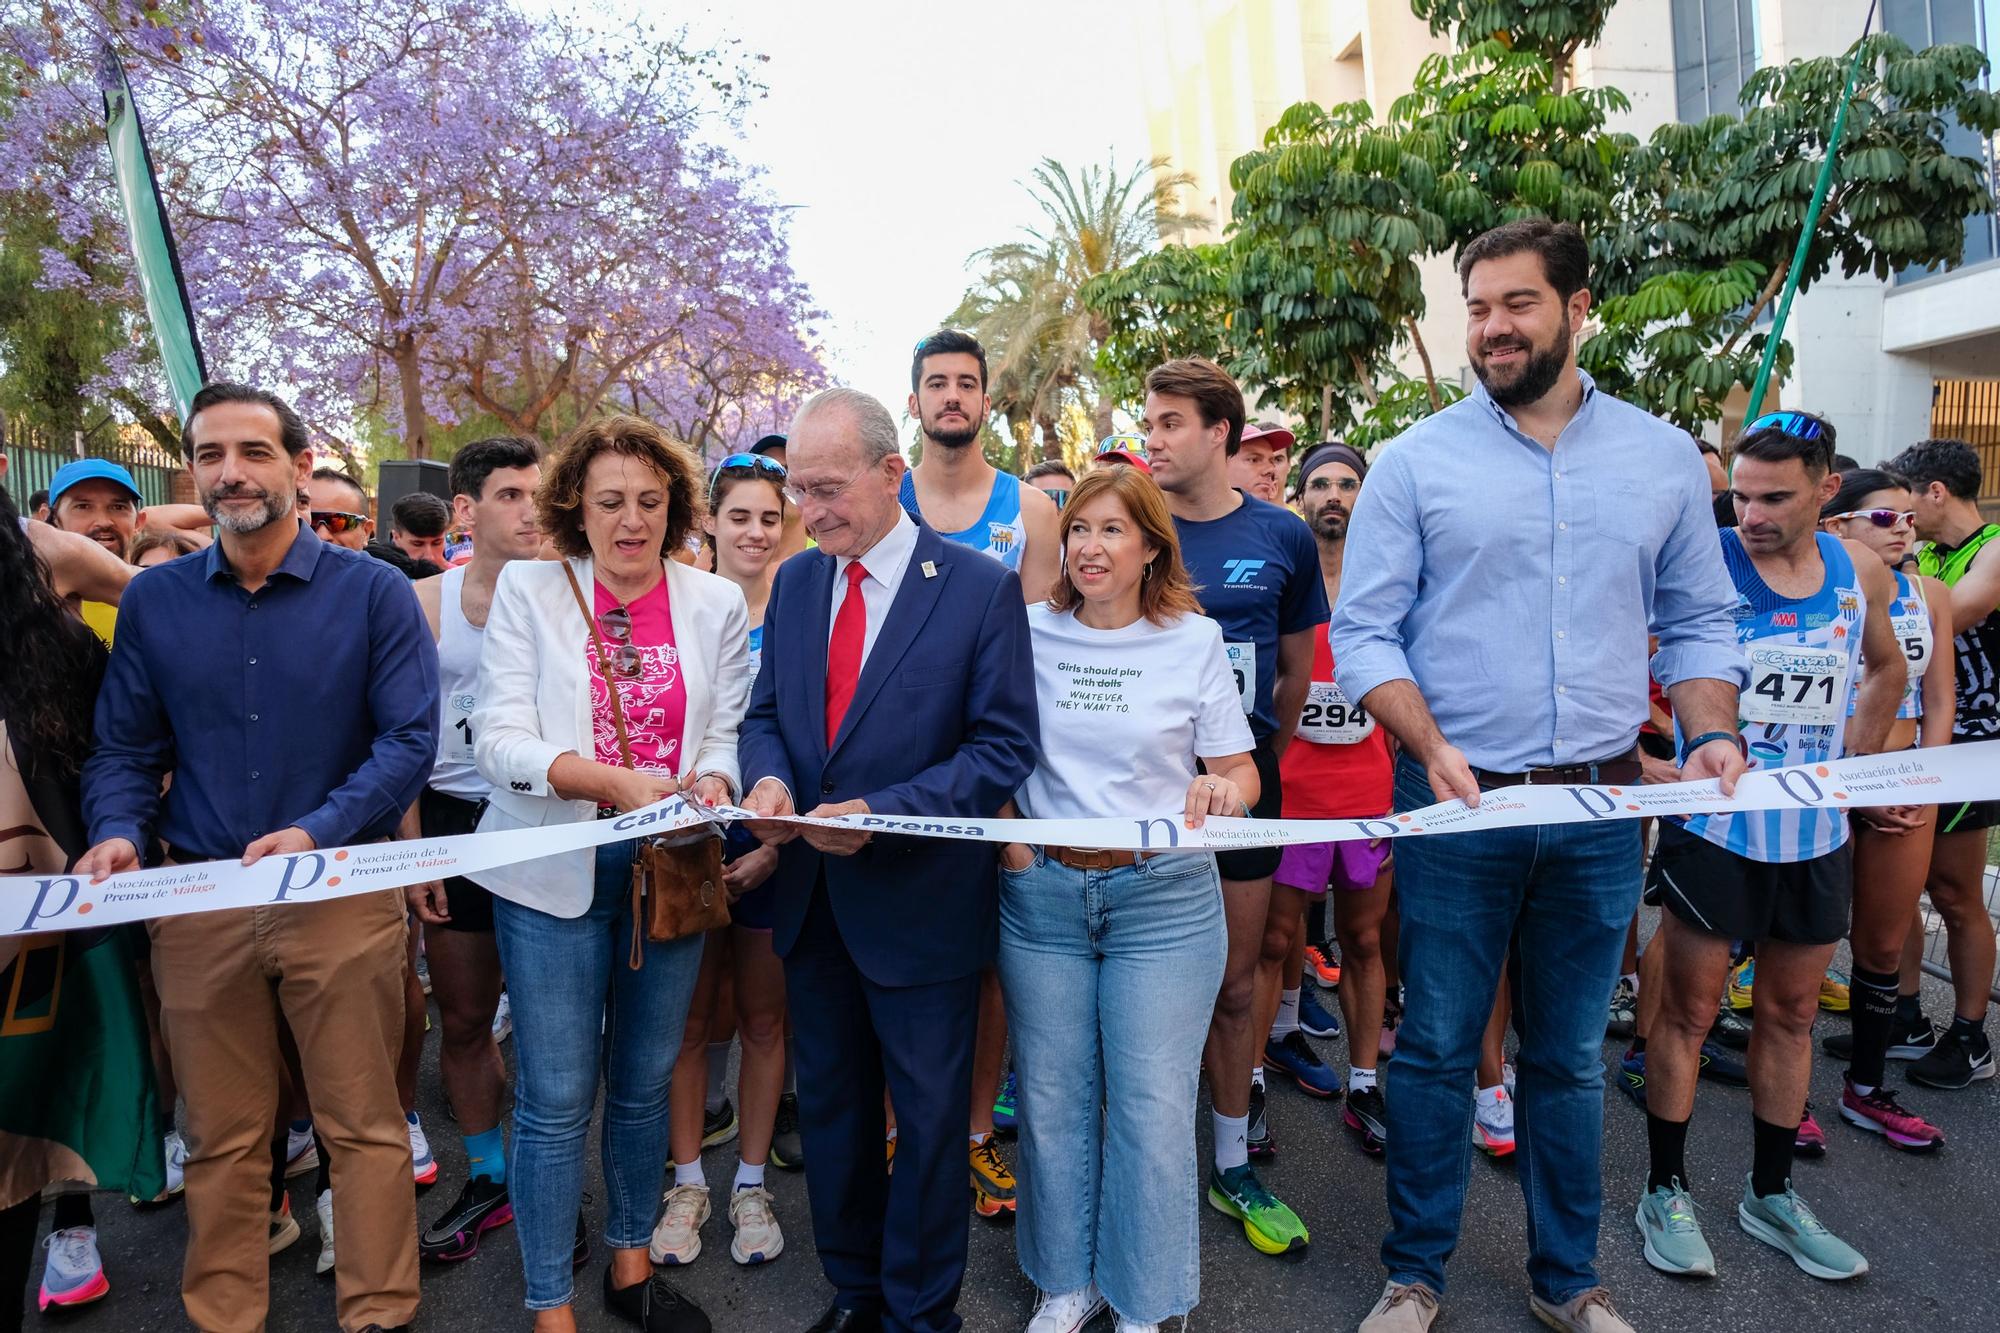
[999,465,1256,1333]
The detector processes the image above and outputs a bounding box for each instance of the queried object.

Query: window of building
[1673,0,1760,122]
[1930,379,2000,511]
[1889,0,1999,274]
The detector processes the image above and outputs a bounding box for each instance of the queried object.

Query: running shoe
[1822,1014,1938,1062]
[1247,1081,1275,1159]
[1299,988,1341,1038]
[1908,1029,1996,1090]
[1264,1031,1342,1097]
[727,1186,784,1265]
[37,1227,108,1311]
[769,1091,805,1171]
[315,1188,336,1276]
[1617,1049,1647,1110]
[1205,1162,1308,1260]
[420,1175,514,1262]
[1343,1084,1387,1155]
[1708,1006,1753,1051]
[648,1182,711,1266]
[1026,1283,1106,1333]
[1697,1041,1749,1088]
[1818,968,1851,1014]
[1736,1177,1868,1280]
[408,1111,438,1186]
[1472,1088,1515,1157]
[992,1070,1019,1137]
[1606,976,1638,1039]
[1635,1178,1715,1276]
[286,1122,319,1178]
[1358,1281,1438,1332]
[969,1135,1016,1218]
[491,989,513,1043]
[701,1097,739,1149]
[165,1129,187,1197]
[1503,1061,1515,1097]
[1793,1105,1827,1158]
[416,951,432,996]
[1837,1076,1943,1151]
[1305,943,1341,989]
[1726,956,1755,1012]
[269,1195,300,1255]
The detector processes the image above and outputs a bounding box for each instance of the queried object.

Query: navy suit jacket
[739,522,1039,988]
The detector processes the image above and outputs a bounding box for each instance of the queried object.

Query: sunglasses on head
[1097,434,1147,459]
[708,452,787,504]
[1827,508,1915,529]
[311,510,367,535]
[1746,411,1828,442]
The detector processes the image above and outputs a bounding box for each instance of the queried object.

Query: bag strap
[563,562,646,970]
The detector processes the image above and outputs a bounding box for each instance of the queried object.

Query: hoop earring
[1142,562,1153,581]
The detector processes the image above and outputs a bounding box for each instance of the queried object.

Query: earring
[1143,562,1153,581]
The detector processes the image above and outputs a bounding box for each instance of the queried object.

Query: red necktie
[826,561,868,744]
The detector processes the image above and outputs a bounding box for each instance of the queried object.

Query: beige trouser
[149,887,418,1332]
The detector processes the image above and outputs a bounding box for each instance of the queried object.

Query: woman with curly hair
[470,415,747,1333]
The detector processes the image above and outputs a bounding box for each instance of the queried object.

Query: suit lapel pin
[921,560,937,579]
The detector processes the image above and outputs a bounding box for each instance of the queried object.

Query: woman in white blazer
[471,415,746,1333]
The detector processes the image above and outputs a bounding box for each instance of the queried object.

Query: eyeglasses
[1040,488,1071,509]
[708,452,787,504]
[782,465,871,507]
[1745,411,1828,442]
[311,510,367,535]
[1827,508,1915,529]
[596,606,643,678]
[1097,434,1147,460]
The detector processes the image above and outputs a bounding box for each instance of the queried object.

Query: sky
[682,0,1152,414]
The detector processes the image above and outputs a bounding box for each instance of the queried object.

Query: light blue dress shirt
[1328,370,1745,773]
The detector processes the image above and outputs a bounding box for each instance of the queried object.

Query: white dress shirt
[831,509,920,668]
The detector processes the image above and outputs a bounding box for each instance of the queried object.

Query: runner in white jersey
[1816,470,1955,1150]
[897,330,1059,1220]
[400,436,544,1266]
[1637,416,1903,1285]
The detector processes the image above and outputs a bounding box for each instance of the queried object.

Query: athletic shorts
[1274,838,1392,895]
[1211,741,1282,882]
[1649,822,1853,946]
[1939,799,2000,835]
[419,786,495,933]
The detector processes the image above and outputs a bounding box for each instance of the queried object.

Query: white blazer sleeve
[473,563,570,797]
[691,582,750,794]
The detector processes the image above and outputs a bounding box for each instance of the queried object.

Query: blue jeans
[997,849,1226,1324]
[1382,758,1640,1304]
[491,840,704,1310]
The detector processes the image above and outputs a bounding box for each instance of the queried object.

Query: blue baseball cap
[48,459,142,508]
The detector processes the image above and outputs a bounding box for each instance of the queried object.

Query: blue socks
[464,1126,507,1185]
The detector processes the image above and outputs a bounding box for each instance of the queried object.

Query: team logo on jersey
[1222,559,1268,585]
[988,523,1016,554]
[1771,612,1798,628]
[1838,591,1859,615]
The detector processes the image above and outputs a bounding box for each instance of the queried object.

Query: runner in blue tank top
[1639,415,1904,1285]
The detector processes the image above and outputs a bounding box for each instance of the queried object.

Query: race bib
[1298,680,1375,744]
[1225,642,1257,714]
[1892,606,1928,687]
[1741,645,1847,725]
[442,690,478,765]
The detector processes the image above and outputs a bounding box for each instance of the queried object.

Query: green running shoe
[1206,1163,1307,1261]
[1736,1177,1868,1280]
[1635,1178,1715,1276]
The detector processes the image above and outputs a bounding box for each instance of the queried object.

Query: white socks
[1213,1111,1249,1171]
[733,1159,764,1192]
[1270,987,1301,1040]
[1349,1065,1379,1093]
[673,1159,705,1189]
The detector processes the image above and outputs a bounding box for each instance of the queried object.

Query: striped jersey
[899,469,1026,570]
[1674,529,1863,863]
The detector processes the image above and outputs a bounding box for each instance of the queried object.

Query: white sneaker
[491,990,513,1043]
[314,1189,335,1275]
[1026,1283,1106,1333]
[408,1112,437,1185]
[1114,1319,1160,1333]
[1503,1061,1516,1097]
[727,1185,784,1265]
[36,1226,108,1311]
[1473,1086,1516,1157]
[648,1182,711,1265]
[285,1123,318,1178]
[163,1130,187,1196]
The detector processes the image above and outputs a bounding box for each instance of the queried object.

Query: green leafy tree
[1079,241,1248,416]
[1409,0,1618,88]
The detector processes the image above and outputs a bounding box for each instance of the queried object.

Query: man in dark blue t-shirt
[1144,358,1328,1262]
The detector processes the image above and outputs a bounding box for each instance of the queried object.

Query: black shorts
[1211,741,1282,882]
[1939,799,2000,835]
[1649,822,1853,946]
[418,786,495,933]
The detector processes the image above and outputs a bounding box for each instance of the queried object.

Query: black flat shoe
[805,1305,883,1333]
[602,1264,711,1333]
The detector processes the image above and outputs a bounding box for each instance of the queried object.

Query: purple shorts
[1273,838,1392,895]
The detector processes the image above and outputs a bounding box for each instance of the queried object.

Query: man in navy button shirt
[79,382,437,1333]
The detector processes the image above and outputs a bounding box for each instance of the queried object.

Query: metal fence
[1919,867,2000,1005]
[3,418,184,507]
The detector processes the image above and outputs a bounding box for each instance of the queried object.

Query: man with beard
[896,330,1057,1222]
[1331,219,1747,1333]
[45,460,143,645]
[78,381,437,1333]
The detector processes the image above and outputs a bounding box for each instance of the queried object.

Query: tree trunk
[1093,395,1115,442]
[1404,317,1444,413]
[1038,412,1062,463]
[1320,385,1334,440]
[393,335,431,459]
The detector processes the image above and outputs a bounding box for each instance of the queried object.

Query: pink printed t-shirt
[587,576,688,777]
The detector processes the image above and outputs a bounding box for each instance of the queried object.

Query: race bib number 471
[1740,645,1846,726]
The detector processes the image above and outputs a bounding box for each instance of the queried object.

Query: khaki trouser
[150,887,418,1333]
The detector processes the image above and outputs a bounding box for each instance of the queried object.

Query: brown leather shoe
[1357,1281,1439,1332]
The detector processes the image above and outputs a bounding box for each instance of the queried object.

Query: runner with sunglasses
[897,330,1059,1222]
[1813,469,1953,1148]
[1889,436,2000,1089]
[305,468,374,550]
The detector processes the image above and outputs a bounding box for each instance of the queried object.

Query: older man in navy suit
[739,387,1038,1333]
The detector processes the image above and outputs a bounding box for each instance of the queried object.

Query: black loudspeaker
[375,458,450,527]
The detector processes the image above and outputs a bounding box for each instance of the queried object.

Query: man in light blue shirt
[1331,219,1747,1333]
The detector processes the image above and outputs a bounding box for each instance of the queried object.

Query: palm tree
[954,155,1203,461]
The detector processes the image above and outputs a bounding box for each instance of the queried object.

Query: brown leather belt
[1045,845,1155,870]
[1470,748,1642,789]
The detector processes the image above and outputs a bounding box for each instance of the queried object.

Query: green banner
[97,45,207,424]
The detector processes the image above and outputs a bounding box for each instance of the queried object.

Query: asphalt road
[32,930,2000,1332]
